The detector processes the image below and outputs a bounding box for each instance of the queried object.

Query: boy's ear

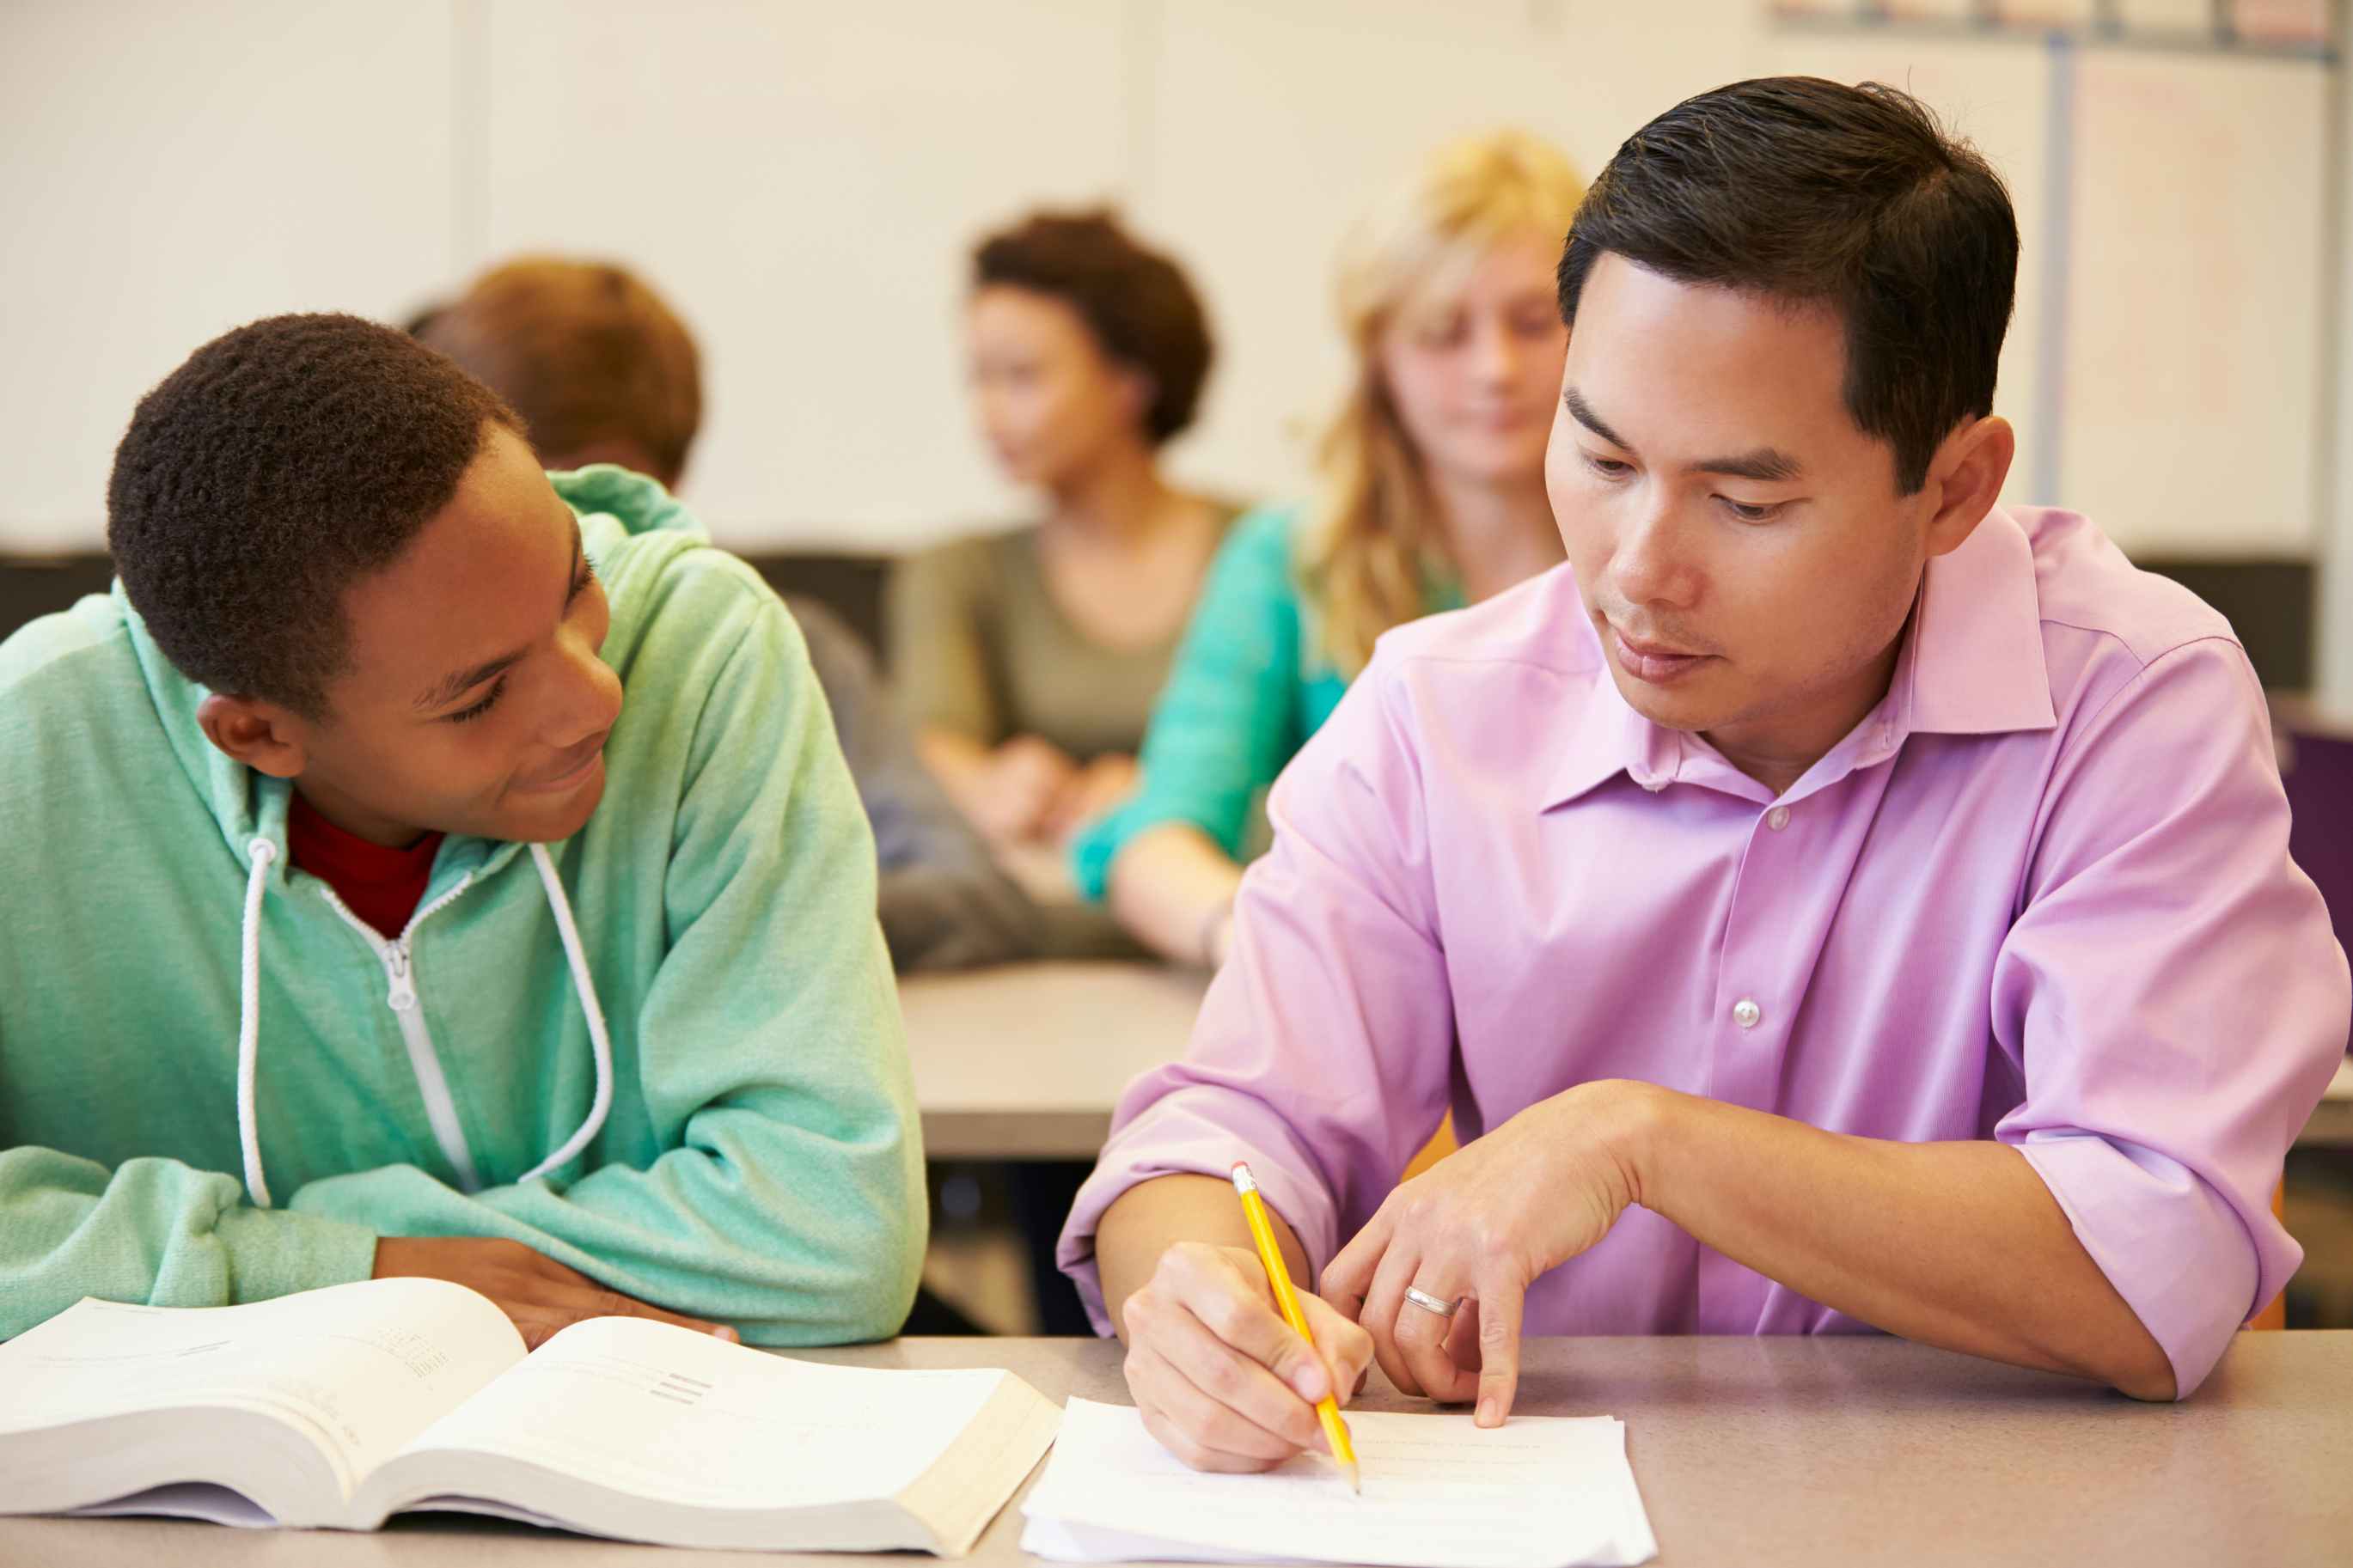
[197,693,309,779]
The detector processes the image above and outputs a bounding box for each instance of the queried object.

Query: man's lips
[1610,625,1713,684]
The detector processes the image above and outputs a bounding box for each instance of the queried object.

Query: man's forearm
[1096,1173,1311,1339]
[1620,1083,2177,1398]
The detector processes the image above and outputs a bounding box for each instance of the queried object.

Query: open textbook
[0,1278,1059,1556]
[1022,1398,1656,1568]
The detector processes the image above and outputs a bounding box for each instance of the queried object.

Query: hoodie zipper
[318,876,485,1193]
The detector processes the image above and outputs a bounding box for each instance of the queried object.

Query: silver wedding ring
[1403,1285,1463,1319]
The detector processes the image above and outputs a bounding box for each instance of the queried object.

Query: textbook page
[1021,1398,1656,1568]
[0,1279,526,1517]
[370,1315,1047,1533]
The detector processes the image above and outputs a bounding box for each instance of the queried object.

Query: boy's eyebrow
[413,528,582,712]
[1563,384,1805,482]
[416,650,524,713]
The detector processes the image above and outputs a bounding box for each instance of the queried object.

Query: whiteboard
[0,0,2335,562]
[0,0,455,552]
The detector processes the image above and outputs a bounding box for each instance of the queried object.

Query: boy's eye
[567,558,598,606]
[447,676,507,725]
[1584,454,1633,479]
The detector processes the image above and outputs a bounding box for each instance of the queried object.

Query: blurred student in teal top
[1073,131,1585,965]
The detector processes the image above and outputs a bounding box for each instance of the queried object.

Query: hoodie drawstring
[232,839,616,1207]
[518,842,615,1185]
[236,839,278,1208]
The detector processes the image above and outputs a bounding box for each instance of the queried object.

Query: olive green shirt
[889,509,1242,761]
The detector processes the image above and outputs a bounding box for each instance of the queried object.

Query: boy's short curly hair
[107,312,521,718]
[973,209,1214,445]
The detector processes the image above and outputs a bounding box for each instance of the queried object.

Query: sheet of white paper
[1021,1399,1656,1568]
[394,1315,1014,1510]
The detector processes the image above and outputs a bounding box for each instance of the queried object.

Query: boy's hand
[373,1236,739,1349]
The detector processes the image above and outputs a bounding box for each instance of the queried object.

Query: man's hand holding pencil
[1115,1222,1374,1480]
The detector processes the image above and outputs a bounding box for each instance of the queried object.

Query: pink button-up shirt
[1060,507,2348,1396]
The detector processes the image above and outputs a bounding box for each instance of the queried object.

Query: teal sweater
[0,467,925,1345]
[1071,505,1463,900]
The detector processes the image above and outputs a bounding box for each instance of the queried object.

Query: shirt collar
[1541,507,2056,811]
[1903,505,2058,737]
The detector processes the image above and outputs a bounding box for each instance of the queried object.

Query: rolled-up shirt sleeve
[1057,660,1459,1333]
[1993,638,2348,1397]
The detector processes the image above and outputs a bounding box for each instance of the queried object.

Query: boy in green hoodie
[0,314,926,1347]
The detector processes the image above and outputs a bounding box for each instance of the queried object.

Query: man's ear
[197,693,309,779]
[1920,414,2016,559]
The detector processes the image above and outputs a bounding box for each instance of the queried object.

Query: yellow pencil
[1230,1161,1360,1494]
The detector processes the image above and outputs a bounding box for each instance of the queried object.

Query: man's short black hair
[1558,76,2018,494]
[107,312,522,717]
[974,209,1214,445]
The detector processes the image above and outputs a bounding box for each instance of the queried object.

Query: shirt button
[1733,998,1762,1029]
[1766,806,1790,832]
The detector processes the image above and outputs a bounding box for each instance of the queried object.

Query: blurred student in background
[419,259,1038,973]
[895,211,1239,854]
[1073,131,1584,966]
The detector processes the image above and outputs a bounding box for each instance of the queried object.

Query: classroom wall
[2321,1,2353,705]
[3,1,2343,586]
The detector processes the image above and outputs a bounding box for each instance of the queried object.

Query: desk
[10,1332,2348,1566]
[2301,1056,2353,1148]
[904,966,2353,1158]
[902,962,1209,1161]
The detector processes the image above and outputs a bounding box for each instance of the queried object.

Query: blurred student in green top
[895,210,1240,855]
[1073,131,1585,965]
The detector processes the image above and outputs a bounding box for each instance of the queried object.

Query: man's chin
[1604,658,1718,735]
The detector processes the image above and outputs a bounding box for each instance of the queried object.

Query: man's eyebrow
[1565,385,1804,484]
[414,527,583,712]
[1692,447,1804,484]
[1562,386,1633,451]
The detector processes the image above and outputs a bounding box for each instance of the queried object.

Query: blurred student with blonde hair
[1072,131,1585,965]
[419,258,1038,973]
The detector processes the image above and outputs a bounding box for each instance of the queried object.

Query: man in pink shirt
[1057,76,2349,1473]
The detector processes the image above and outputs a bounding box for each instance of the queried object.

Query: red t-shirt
[287,792,446,940]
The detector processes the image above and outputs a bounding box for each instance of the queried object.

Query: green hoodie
[0,467,925,1345]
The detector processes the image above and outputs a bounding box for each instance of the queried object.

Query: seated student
[0,314,924,1347]
[895,210,1240,853]
[1062,78,2349,1467]
[415,257,1038,972]
[1073,131,1584,965]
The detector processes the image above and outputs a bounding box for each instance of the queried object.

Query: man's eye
[1718,497,1787,524]
[1584,454,1632,479]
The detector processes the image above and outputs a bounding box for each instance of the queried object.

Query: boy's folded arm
[0,1146,377,1336]
[293,595,926,1346]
